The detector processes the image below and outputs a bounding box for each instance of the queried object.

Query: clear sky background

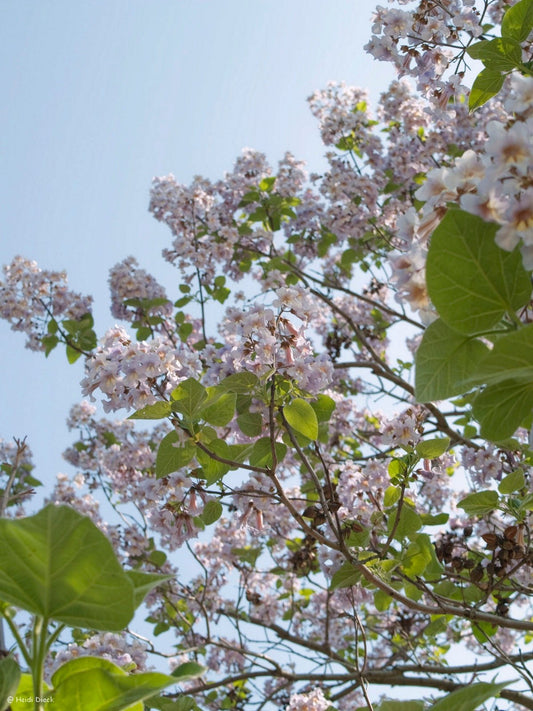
[0,1,395,488]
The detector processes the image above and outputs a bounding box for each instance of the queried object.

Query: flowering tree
[2,1,533,710]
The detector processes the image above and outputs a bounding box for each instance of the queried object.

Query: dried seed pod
[246,590,262,605]
[470,565,484,583]
[496,601,510,616]
[504,525,518,541]
[451,556,464,570]
[481,532,499,550]
[302,505,326,525]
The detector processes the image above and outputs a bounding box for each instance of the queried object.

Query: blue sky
[0,1,394,486]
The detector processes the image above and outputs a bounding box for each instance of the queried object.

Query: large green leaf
[375,702,425,711]
[415,437,450,459]
[473,379,533,440]
[125,571,173,609]
[170,379,207,421]
[502,0,533,41]
[388,505,421,540]
[402,536,433,577]
[0,657,20,711]
[499,468,526,493]
[415,318,490,402]
[128,402,172,420]
[460,324,533,389]
[248,438,287,467]
[428,681,510,711]
[426,210,531,334]
[201,392,236,426]
[402,533,443,578]
[311,394,336,422]
[170,662,206,681]
[467,37,523,71]
[51,657,178,711]
[283,398,318,440]
[469,68,505,110]
[11,675,50,710]
[196,439,232,484]
[236,411,263,437]
[0,505,134,630]
[217,372,259,393]
[458,490,499,516]
[200,500,223,525]
[330,561,359,590]
[156,431,196,478]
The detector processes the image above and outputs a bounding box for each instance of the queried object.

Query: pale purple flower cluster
[286,687,330,711]
[0,437,34,474]
[414,75,533,267]
[108,256,172,323]
[389,243,433,322]
[275,152,308,197]
[205,640,246,673]
[5,4,533,702]
[206,290,333,395]
[63,403,214,552]
[336,460,388,528]
[415,452,455,510]
[150,149,275,286]
[0,437,35,516]
[0,256,93,351]
[462,445,503,486]
[47,632,149,678]
[306,77,501,299]
[51,472,108,528]
[382,406,426,447]
[80,325,201,412]
[308,82,379,151]
[365,1,480,100]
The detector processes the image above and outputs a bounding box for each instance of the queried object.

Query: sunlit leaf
[200,500,223,525]
[461,324,533,389]
[156,432,196,478]
[201,392,236,426]
[499,468,526,493]
[170,662,206,681]
[469,68,505,110]
[428,680,510,711]
[51,657,177,711]
[426,210,531,334]
[416,437,450,459]
[129,402,172,420]
[467,37,523,71]
[125,571,173,609]
[170,379,207,421]
[0,505,134,630]
[330,561,359,590]
[473,379,533,440]
[283,399,318,440]
[502,0,533,41]
[415,318,489,402]
[0,657,20,711]
[458,490,499,516]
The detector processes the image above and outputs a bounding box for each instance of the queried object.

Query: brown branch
[354,558,533,632]
[174,662,533,710]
